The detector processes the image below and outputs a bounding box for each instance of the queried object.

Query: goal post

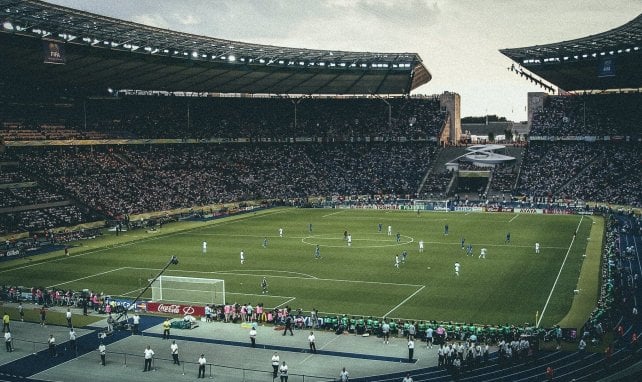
[150,275,225,305]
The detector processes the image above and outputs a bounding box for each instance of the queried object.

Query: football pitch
[1,208,598,328]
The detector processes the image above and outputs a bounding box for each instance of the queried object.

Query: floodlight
[228,55,236,62]
[2,21,13,30]
[191,51,198,58]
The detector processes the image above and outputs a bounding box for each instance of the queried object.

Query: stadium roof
[500,14,642,91]
[0,0,430,95]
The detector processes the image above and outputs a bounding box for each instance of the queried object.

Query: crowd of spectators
[10,143,438,218]
[530,93,642,137]
[1,95,447,141]
[0,170,30,184]
[0,186,66,206]
[489,166,518,194]
[516,142,641,206]
[1,92,640,234]
[0,205,94,234]
[559,144,641,207]
[581,212,641,347]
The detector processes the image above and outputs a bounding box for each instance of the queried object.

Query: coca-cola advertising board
[145,302,205,317]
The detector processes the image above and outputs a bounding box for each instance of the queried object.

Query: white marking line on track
[0,208,285,276]
[322,210,345,218]
[46,267,126,289]
[123,267,423,287]
[536,215,584,328]
[383,285,426,318]
[509,214,519,223]
[300,334,343,364]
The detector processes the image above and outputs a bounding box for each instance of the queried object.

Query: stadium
[0,1,640,381]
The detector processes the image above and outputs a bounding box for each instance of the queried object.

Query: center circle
[301,234,414,248]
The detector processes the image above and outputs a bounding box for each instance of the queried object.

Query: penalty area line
[383,285,425,318]
[47,267,127,289]
[275,297,296,309]
[509,214,519,223]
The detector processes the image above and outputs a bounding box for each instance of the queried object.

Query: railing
[5,337,334,382]
[92,350,334,382]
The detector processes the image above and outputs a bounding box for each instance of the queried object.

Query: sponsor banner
[434,206,450,211]
[146,302,205,317]
[485,207,515,213]
[43,40,66,64]
[577,211,594,215]
[514,208,543,214]
[454,206,483,212]
[543,209,574,215]
[0,249,21,258]
[108,298,136,310]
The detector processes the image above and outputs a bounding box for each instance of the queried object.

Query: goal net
[150,276,225,305]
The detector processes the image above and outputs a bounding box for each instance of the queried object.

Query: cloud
[130,14,170,30]
[174,13,201,26]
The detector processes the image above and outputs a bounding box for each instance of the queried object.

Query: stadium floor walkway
[0,308,436,382]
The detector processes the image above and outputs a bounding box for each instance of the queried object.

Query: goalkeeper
[261,277,269,294]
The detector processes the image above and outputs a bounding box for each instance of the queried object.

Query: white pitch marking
[47,267,126,289]
[536,215,584,328]
[322,210,345,218]
[383,285,426,318]
[0,208,285,275]
[122,267,423,287]
[274,297,296,309]
[508,214,519,223]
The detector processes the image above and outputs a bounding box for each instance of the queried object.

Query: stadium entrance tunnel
[302,234,414,248]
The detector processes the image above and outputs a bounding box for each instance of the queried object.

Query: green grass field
[0,208,599,328]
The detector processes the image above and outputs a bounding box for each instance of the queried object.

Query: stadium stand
[8,142,438,218]
[0,0,640,380]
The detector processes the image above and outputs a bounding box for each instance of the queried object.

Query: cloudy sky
[47,0,642,121]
